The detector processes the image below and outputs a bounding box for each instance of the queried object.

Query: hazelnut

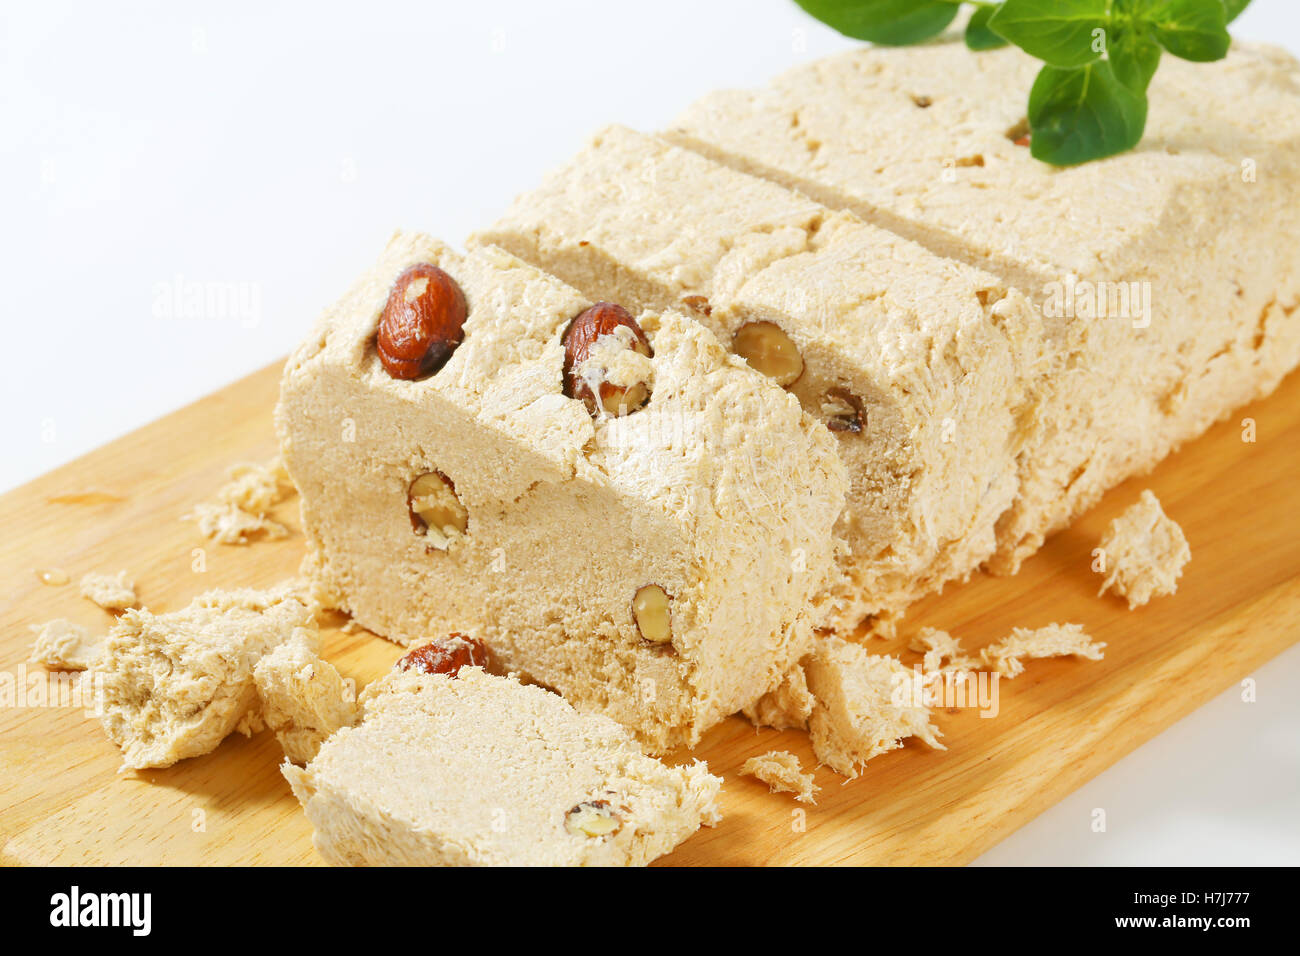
[680,294,712,317]
[562,303,653,417]
[821,388,864,434]
[397,633,488,677]
[1006,118,1032,147]
[376,263,467,380]
[732,321,804,387]
[632,584,673,645]
[565,799,622,838]
[408,471,468,549]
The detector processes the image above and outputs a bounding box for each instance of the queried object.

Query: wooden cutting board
[2,361,1297,866]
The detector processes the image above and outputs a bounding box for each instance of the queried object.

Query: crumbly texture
[29,619,104,671]
[79,571,138,611]
[188,457,295,544]
[1097,490,1191,609]
[909,627,979,675]
[189,503,289,544]
[742,663,813,732]
[254,631,360,764]
[276,232,847,752]
[740,750,818,805]
[283,667,722,866]
[475,125,1041,633]
[90,584,317,770]
[802,635,944,779]
[668,40,1300,578]
[980,624,1106,679]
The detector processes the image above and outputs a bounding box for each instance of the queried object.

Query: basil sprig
[793,0,1252,165]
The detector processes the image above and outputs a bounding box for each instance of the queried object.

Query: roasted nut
[562,302,653,417]
[680,294,712,317]
[732,321,804,387]
[408,471,468,549]
[821,388,864,434]
[632,584,673,645]
[376,263,468,380]
[911,94,933,108]
[397,633,488,677]
[565,799,622,838]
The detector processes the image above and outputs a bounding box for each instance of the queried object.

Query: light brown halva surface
[476,125,1042,634]
[284,667,721,866]
[276,232,848,753]
[668,39,1300,583]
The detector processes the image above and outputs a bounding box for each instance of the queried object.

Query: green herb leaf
[1028,60,1149,165]
[966,5,1009,51]
[1145,0,1230,61]
[1108,26,1163,92]
[988,0,1112,68]
[792,0,960,46]
[1222,0,1252,23]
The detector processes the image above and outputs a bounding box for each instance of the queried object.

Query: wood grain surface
[1,362,1297,866]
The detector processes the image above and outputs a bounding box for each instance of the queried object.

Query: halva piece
[1097,490,1191,609]
[283,667,722,866]
[90,585,317,769]
[276,231,847,752]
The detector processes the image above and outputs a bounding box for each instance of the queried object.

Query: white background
[2,1,1297,865]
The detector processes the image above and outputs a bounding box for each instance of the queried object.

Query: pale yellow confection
[908,626,979,675]
[253,630,359,764]
[283,667,722,867]
[475,126,1042,634]
[188,503,289,544]
[1097,490,1191,609]
[980,623,1106,679]
[79,571,138,611]
[740,750,818,805]
[217,457,295,514]
[669,40,1300,575]
[742,662,813,731]
[802,635,943,779]
[276,232,847,753]
[90,584,317,770]
[186,456,295,545]
[28,619,104,671]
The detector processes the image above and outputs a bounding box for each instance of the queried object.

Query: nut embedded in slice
[564,799,622,838]
[407,471,468,549]
[397,633,489,677]
[376,263,468,380]
[632,584,673,645]
[562,302,654,417]
[732,321,804,387]
[821,388,864,434]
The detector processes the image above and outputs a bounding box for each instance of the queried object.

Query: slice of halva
[668,40,1300,574]
[276,232,847,751]
[283,667,721,867]
[89,585,317,769]
[475,125,1043,634]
